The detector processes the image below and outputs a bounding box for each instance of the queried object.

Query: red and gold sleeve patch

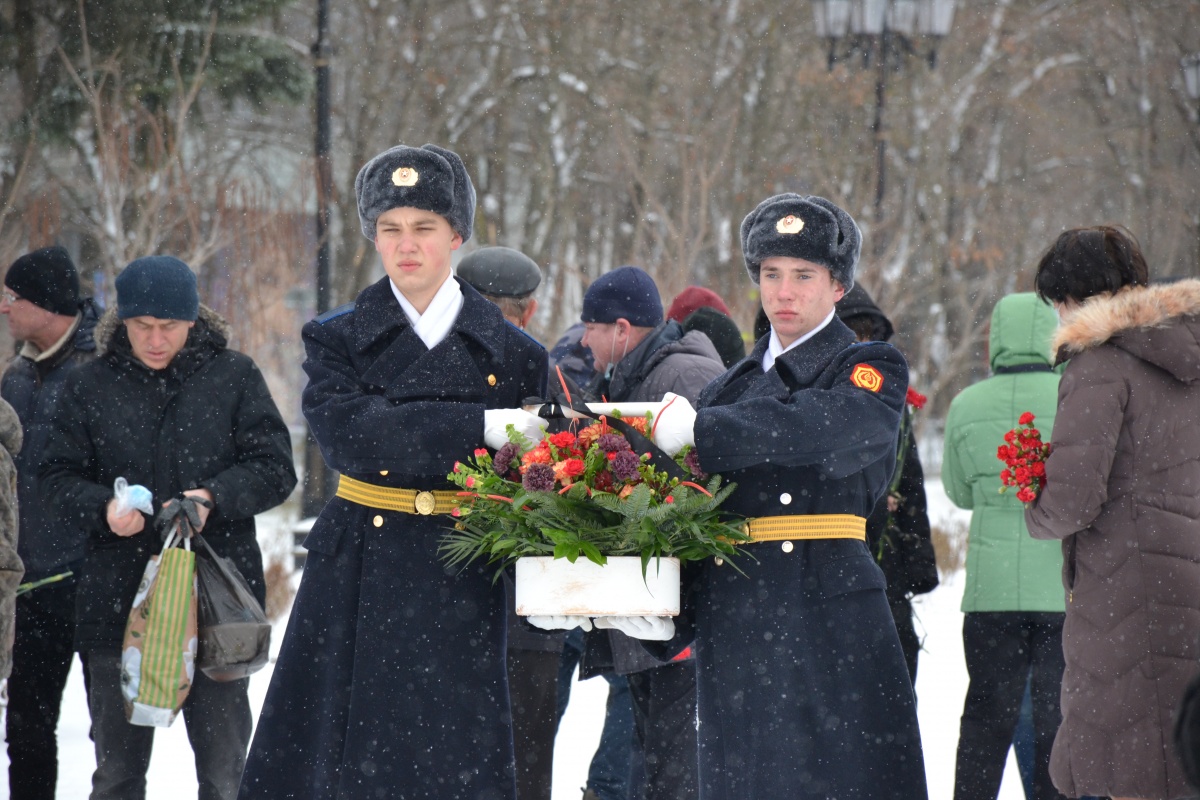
[850,364,884,392]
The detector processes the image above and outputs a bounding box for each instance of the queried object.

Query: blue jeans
[558,629,636,800]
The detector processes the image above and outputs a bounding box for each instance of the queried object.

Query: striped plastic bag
[120,524,198,727]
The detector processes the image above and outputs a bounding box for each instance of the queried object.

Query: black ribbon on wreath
[524,366,689,483]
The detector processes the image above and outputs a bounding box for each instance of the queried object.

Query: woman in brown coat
[1026,226,1200,800]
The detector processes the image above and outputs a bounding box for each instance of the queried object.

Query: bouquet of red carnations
[997,412,1050,505]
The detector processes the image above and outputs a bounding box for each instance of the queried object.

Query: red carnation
[1019,411,1035,425]
[905,387,928,409]
[548,431,577,448]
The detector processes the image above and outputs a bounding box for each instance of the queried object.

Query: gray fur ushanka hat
[354,144,476,242]
[740,193,861,290]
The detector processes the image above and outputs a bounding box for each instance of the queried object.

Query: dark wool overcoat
[1026,280,1200,800]
[238,278,547,800]
[39,307,297,654]
[655,318,928,800]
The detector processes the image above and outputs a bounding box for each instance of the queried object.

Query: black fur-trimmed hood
[94,304,231,357]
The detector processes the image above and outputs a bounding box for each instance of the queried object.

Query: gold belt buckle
[414,491,436,515]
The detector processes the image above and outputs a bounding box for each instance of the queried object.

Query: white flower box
[514,556,680,617]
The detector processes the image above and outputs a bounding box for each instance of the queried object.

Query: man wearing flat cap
[40,254,297,800]
[1,246,102,800]
[458,245,543,330]
[239,144,548,800]
[640,194,929,799]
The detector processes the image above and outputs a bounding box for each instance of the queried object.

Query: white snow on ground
[1,479,1031,799]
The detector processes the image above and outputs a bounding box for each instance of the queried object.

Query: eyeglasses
[0,290,19,305]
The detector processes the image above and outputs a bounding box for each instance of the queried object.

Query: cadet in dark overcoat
[238,144,548,800]
[646,195,928,800]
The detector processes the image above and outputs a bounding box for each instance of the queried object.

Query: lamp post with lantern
[812,0,956,220]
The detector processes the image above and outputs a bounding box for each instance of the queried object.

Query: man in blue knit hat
[579,265,724,405]
[540,264,725,800]
[40,255,297,800]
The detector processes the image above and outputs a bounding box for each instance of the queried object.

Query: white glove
[526,614,593,632]
[483,409,548,450]
[593,615,676,641]
[651,393,696,457]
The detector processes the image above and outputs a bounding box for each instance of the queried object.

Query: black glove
[155,495,214,540]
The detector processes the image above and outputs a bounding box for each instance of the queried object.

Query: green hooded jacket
[942,292,1065,612]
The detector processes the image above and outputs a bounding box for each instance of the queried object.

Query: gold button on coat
[487,374,497,386]
[380,470,389,476]
[373,515,384,527]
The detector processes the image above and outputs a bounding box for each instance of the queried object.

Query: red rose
[560,458,586,478]
[1019,411,1035,426]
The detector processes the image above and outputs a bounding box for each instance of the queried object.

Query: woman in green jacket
[942,292,1067,800]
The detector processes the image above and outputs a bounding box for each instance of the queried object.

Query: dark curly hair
[1033,225,1149,305]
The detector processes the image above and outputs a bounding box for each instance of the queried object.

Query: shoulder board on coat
[505,320,544,349]
[314,302,355,325]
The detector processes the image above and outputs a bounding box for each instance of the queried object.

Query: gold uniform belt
[335,474,459,515]
[743,514,866,542]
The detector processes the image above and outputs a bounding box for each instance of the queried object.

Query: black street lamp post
[812,0,956,220]
[302,0,334,523]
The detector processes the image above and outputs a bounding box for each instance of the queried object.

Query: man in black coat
[1,246,100,800]
[644,195,928,799]
[40,255,297,800]
[539,266,726,800]
[835,284,938,683]
[238,144,549,800]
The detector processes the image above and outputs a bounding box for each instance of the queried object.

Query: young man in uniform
[238,144,549,800]
[643,195,929,799]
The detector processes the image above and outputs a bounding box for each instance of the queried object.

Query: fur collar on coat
[1053,280,1200,382]
[93,304,231,357]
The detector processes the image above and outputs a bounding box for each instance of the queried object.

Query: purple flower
[683,449,708,481]
[493,442,521,480]
[597,433,631,453]
[522,463,556,492]
[611,450,641,482]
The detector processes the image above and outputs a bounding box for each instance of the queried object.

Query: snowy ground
[0,479,1030,800]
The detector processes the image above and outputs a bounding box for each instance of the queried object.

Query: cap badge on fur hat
[776,215,804,234]
[850,364,884,392]
[392,167,419,187]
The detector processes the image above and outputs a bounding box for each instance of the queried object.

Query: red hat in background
[666,286,729,323]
